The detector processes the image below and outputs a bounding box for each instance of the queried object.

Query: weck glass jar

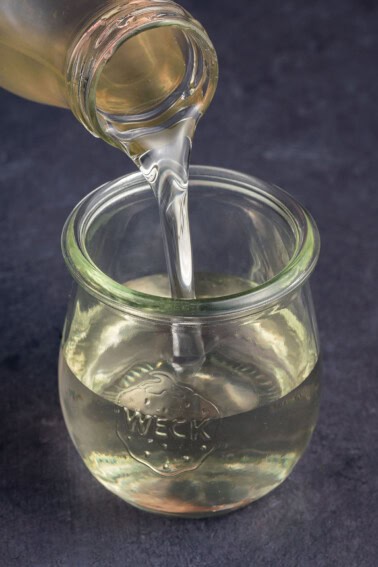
[59,166,321,518]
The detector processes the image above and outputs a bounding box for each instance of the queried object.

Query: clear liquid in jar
[59,273,320,517]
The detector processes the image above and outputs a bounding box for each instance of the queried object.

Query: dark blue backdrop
[1,0,377,565]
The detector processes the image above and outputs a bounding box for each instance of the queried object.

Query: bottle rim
[66,1,218,148]
[62,165,320,321]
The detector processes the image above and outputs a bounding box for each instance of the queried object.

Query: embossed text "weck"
[124,408,212,441]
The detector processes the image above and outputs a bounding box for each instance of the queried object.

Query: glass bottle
[0,0,218,150]
[59,165,321,517]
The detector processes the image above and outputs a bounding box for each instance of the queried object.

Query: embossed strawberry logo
[117,370,220,475]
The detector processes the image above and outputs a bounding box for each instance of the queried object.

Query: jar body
[59,166,321,517]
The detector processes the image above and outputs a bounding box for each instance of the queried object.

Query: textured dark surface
[1,0,378,565]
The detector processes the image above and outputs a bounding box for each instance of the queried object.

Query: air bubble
[144,451,150,457]
[201,445,207,451]
[183,456,190,462]
[184,402,191,408]
[147,438,154,444]
[163,463,170,470]
[162,443,168,449]
[145,398,150,406]
[127,435,132,440]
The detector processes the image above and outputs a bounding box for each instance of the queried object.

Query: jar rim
[62,165,320,320]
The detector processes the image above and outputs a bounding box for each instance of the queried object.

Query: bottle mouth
[62,166,320,321]
[66,1,218,150]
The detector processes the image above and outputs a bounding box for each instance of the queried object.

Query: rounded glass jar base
[60,166,321,518]
[92,472,287,518]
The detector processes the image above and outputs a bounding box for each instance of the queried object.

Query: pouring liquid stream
[94,25,212,368]
[121,110,206,369]
[136,111,206,370]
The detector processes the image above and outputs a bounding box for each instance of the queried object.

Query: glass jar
[59,166,321,518]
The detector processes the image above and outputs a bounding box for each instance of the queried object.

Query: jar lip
[62,165,320,320]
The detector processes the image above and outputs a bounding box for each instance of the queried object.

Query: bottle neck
[65,0,218,149]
